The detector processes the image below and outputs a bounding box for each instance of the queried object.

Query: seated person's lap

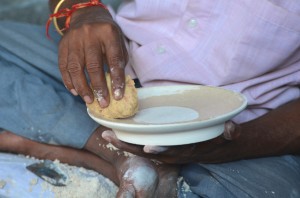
[179,155,300,197]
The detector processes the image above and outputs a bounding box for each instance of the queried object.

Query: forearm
[232,98,300,159]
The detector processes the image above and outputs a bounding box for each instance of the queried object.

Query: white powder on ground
[40,160,118,198]
[0,180,6,189]
[177,176,192,198]
[0,154,118,198]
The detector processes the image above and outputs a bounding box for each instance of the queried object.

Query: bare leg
[0,129,179,197]
[84,126,179,197]
[0,131,119,184]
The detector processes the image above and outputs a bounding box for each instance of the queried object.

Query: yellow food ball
[87,74,138,119]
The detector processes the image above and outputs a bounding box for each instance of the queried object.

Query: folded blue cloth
[0,21,98,148]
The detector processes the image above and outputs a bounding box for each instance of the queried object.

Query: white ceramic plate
[87,85,247,146]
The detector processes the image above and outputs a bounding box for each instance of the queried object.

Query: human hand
[116,156,179,198]
[58,6,128,107]
[102,121,242,164]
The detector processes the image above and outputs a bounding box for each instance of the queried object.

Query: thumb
[143,145,169,154]
[223,121,241,140]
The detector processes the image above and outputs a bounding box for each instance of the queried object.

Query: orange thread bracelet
[46,0,108,38]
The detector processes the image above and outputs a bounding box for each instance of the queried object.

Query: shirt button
[188,18,198,28]
[156,45,166,54]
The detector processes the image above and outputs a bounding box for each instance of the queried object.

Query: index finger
[58,38,77,95]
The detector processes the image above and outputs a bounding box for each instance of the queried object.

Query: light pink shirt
[114,0,300,123]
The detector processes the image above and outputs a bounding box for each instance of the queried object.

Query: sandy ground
[0,153,118,198]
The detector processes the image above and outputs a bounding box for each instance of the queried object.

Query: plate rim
[87,85,248,133]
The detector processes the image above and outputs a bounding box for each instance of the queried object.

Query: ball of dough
[87,74,138,119]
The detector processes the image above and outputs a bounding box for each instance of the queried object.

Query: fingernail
[223,130,232,140]
[84,95,92,103]
[114,88,122,100]
[144,145,168,154]
[223,121,235,140]
[70,89,78,96]
[99,97,108,108]
[102,130,114,142]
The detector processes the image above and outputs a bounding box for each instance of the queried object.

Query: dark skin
[49,0,128,107]
[102,98,300,164]
[0,129,179,198]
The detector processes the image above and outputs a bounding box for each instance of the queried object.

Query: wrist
[69,6,113,29]
[47,0,108,37]
[49,0,103,12]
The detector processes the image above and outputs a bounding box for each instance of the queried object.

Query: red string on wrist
[46,0,108,38]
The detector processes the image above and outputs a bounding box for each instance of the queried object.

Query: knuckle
[111,76,123,89]
[107,39,122,51]
[93,86,108,94]
[58,59,68,69]
[86,62,101,73]
[110,66,123,76]
[67,61,82,74]
[58,64,68,72]
[111,75,122,83]
[91,77,107,90]
[81,24,92,32]
[108,55,124,69]
[102,23,118,34]
[93,87,108,99]
[86,46,98,56]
